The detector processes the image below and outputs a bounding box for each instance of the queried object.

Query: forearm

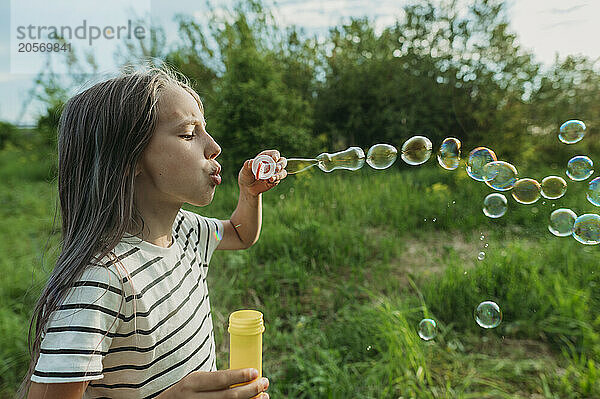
[230,188,262,248]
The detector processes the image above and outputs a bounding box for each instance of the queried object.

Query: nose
[204,134,221,160]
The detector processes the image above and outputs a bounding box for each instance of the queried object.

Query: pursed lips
[209,163,222,185]
[209,163,221,176]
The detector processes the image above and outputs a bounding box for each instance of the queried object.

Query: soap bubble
[541,176,567,199]
[559,119,586,144]
[474,301,502,328]
[548,208,577,237]
[566,156,594,181]
[587,177,600,206]
[467,147,497,181]
[317,147,365,172]
[366,144,398,169]
[437,137,461,170]
[418,318,437,341]
[572,214,600,245]
[483,161,518,191]
[401,136,432,165]
[477,251,485,261]
[483,193,507,218]
[511,178,541,204]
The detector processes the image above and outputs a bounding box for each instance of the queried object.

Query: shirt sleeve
[31,265,125,383]
[194,213,224,266]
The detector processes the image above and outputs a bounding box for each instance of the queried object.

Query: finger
[258,150,281,162]
[278,156,287,168]
[275,160,286,173]
[227,377,269,399]
[186,369,257,391]
[204,377,269,399]
[246,159,257,173]
[269,169,287,182]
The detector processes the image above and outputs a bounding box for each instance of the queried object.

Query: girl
[18,65,286,399]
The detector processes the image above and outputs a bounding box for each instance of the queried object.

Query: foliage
[15,0,600,176]
[0,121,17,151]
[2,0,600,395]
[170,1,323,174]
[314,0,543,166]
[2,137,599,396]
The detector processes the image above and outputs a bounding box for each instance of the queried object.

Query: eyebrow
[175,117,206,129]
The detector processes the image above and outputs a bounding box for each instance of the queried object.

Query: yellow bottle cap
[228,310,265,335]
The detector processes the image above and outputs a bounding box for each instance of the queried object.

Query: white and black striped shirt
[32,209,224,399]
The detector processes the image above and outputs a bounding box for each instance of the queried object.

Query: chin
[191,190,215,207]
[190,198,211,207]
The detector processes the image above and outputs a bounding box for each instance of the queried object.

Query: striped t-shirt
[31,208,224,399]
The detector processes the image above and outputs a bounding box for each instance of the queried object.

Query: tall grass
[1,140,598,397]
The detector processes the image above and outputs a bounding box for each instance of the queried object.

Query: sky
[0,0,598,125]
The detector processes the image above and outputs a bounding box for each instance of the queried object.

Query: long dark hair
[17,64,205,398]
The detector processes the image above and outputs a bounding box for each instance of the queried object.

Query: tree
[314,0,542,168]
[526,55,600,168]
[171,0,323,173]
[0,121,17,151]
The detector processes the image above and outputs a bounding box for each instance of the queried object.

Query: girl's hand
[158,368,269,399]
[239,150,287,197]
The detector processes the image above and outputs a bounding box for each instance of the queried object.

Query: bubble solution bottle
[228,310,265,389]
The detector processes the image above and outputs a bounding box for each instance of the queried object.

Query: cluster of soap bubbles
[280,120,598,247]
[547,208,600,245]
[571,213,600,245]
[477,234,488,260]
[366,136,463,170]
[463,120,600,246]
[413,120,595,340]
[418,300,502,341]
[364,136,435,169]
[427,119,600,245]
[466,147,548,207]
[365,135,463,171]
[277,119,594,341]
[282,135,449,175]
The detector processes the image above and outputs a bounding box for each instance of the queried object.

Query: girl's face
[134,83,222,207]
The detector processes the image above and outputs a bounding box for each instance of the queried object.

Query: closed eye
[181,122,208,140]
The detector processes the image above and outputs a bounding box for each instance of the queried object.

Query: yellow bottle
[228,310,265,389]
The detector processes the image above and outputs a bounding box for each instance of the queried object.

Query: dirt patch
[497,337,556,359]
[388,230,485,286]
[468,335,556,360]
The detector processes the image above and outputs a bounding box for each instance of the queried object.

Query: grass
[0,137,599,398]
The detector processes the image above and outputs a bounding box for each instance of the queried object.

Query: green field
[1,139,599,398]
